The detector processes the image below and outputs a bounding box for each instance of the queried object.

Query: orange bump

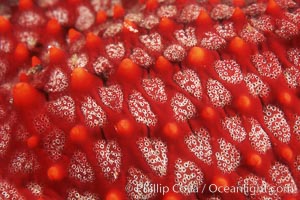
[246,153,262,168]
[266,0,281,15]
[201,106,216,120]
[70,125,88,143]
[49,47,65,64]
[228,36,247,54]
[115,119,134,136]
[27,135,39,149]
[187,47,207,68]
[19,0,33,10]
[47,164,65,181]
[105,189,123,200]
[0,16,11,33]
[14,43,29,63]
[163,192,181,200]
[46,19,61,35]
[13,82,41,108]
[279,146,293,162]
[278,91,292,106]
[163,122,179,139]
[159,18,175,33]
[235,95,252,111]
[231,7,246,22]
[68,28,82,43]
[155,56,173,74]
[146,0,158,10]
[86,32,102,50]
[196,10,213,26]
[31,56,41,67]
[71,67,94,91]
[116,58,141,82]
[212,176,229,187]
[113,4,125,19]
[96,11,107,24]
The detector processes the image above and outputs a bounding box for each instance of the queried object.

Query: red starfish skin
[0,0,300,199]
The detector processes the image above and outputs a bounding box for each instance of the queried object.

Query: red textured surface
[0,0,300,199]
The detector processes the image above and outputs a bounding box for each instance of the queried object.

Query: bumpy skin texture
[1,0,300,199]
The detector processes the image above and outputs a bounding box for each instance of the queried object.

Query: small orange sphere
[14,43,29,63]
[31,56,41,67]
[146,0,158,10]
[155,56,173,74]
[163,192,182,200]
[86,32,102,50]
[68,28,82,43]
[71,67,94,91]
[96,11,107,24]
[27,135,39,149]
[246,153,262,168]
[13,82,41,108]
[0,16,11,33]
[116,58,141,83]
[113,5,125,19]
[212,176,229,187]
[187,47,207,68]
[231,7,246,22]
[105,189,123,200]
[163,122,180,139]
[235,95,252,112]
[278,91,292,106]
[46,19,61,35]
[70,125,88,143]
[266,0,281,15]
[49,47,65,64]
[115,119,134,136]
[201,106,216,120]
[47,165,65,181]
[19,0,33,10]
[159,18,175,33]
[279,146,293,162]
[228,37,248,54]
[196,11,212,26]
